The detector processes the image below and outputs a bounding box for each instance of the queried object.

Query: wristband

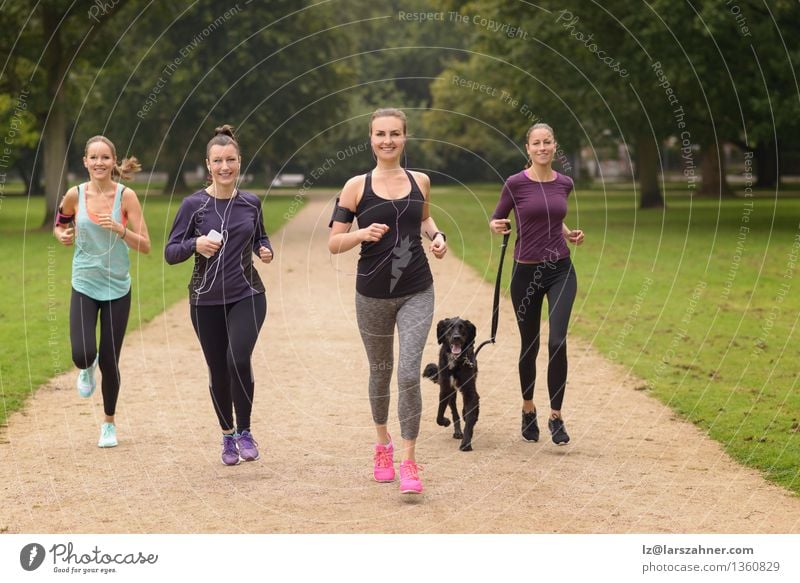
[433,231,446,242]
[121,225,128,240]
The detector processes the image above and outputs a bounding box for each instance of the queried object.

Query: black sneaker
[548,417,570,445]
[521,410,539,442]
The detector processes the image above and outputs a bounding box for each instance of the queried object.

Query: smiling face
[370,115,406,163]
[83,141,115,181]
[206,144,240,187]
[525,127,557,167]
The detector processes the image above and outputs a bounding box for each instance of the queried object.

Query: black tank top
[355,171,433,298]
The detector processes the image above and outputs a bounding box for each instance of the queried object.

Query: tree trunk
[41,7,68,226]
[14,157,32,195]
[164,166,188,194]
[42,100,68,223]
[754,138,779,188]
[16,149,43,195]
[29,150,43,195]
[699,141,734,197]
[636,135,664,208]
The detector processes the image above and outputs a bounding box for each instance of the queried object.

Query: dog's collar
[447,351,475,370]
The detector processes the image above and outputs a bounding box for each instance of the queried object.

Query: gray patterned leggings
[355,285,434,440]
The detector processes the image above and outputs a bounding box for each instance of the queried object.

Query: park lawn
[432,182,800,495]
[0,193,302,427]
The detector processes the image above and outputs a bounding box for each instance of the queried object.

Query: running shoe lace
[223,437,238,456]
[400,461,422,479]
[238,433,257,449]
[374,448,392,469]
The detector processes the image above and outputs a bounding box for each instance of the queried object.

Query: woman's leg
[510,263,546,411]
[544,262,577,414]
[225,293,267,434]
[97,289,131,421]
[69,288,99,369]
[355,292,398,444]
[395,286,434,462]
[190,303,234,432]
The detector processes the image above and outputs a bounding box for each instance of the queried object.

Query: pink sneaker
[373,439,395,482]
[399,460,423,494]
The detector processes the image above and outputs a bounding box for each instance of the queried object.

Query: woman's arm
[252,200,274,264]
[53,187,78,246]
[489,181,514,234]
[105,188,151,254]
[414,171,446,259]
[328,176,388,254]
[562,223,584,245]
[165,198,200,264]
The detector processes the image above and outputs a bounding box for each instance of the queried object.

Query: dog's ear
[436,318,450,344]
[466,320,477,346]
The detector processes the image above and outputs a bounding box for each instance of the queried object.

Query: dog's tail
[422,363,439,383]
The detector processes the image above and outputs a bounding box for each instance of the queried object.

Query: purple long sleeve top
[165,189,272,305]
[491,170,573,263]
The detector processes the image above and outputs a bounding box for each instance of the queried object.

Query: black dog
[422,317,480,451]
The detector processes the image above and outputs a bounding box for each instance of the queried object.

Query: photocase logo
[20,543,46,571]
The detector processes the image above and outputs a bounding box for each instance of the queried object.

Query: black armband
[328,197,356,228]
[55,207,75,226]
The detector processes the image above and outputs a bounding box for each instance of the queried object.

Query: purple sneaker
[221,434,240,466]
[236,430,260,462]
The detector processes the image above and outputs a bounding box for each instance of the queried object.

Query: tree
[0,1,134,225]
[80,1,356,193]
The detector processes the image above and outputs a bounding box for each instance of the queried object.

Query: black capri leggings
[190,293,266,433]
[510,257,577,411]
[70,287,131,416]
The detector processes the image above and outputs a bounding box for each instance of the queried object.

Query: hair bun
[214,124,235,139]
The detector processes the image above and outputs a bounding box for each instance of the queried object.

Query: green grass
[431,183,800,494]
[0,193,302,427]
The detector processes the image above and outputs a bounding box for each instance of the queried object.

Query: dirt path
[2,197,799,534]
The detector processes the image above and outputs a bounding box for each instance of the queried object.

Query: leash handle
[476,232,510,357]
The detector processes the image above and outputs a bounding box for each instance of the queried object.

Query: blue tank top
[72,183,131,301]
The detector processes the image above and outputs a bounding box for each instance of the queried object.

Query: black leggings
[70,288,131,416]
[510,258,577,411]
[190,293,266,433]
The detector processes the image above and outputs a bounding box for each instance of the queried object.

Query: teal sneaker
[77,355,99,398]
[98,422,118,448]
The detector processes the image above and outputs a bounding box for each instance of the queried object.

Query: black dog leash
[475,232,511,357]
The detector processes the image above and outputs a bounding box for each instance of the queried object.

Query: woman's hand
[359,223,389,242]
[57,226,75,246]
[196,235,222,257]
[566,229,585,245]
[490,219,512,234]
[259,246,273,264]
[97,213,124,235]
[430,234,447,259]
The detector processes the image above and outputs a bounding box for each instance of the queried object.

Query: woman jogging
[165,124,274,466]
[328,108,447,495]
[53,135,151,448]
[490,122,584,445]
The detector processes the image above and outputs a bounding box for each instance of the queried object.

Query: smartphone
[199,229,223,258]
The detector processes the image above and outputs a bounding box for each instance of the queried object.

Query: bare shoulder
[340,173,367,209]
[121,185,139,199]
[60,186,79,211]
[120,185,142,208]
[64,186,79,200]
[409,170,430,195]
